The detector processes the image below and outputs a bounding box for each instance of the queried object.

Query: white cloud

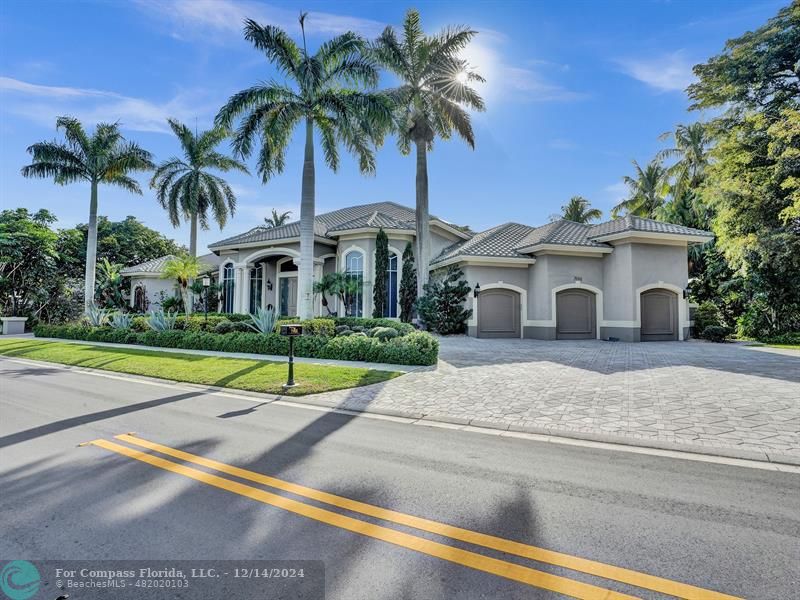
[617,51,697,92]
[461,29,584,103]
[0,76,216,133]
[133,0,386,41]
[603,182,629,207]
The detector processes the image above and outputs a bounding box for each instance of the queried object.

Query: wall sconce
[202,276,210,288]
[574,276,582,283]
[683,288,689,299]
[266,279,273,291]
[473,283,481,298]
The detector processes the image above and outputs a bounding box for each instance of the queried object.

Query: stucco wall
[130,276,177,310]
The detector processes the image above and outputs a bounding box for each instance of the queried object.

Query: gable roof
[516,220,611,250]
[587,215,713,239]
[209,201,470,249]
[121,253,221,276]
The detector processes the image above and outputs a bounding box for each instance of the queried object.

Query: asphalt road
[1,357,798,599]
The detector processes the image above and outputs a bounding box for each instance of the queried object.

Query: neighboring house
[120,253,222,311]
[201,201,712,341]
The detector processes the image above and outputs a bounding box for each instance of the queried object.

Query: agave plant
[108,311,133,330]
[247,306,277,335]
[146,310,178,332]
[85,303,111,327]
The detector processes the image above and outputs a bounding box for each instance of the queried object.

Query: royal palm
[150,119,248,258]
[21,117,153,308]
[216,15,390,319]
[375,9,485,296]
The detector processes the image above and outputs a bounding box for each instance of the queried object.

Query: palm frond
[243,19,301,77]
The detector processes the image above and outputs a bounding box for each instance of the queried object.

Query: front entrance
[556,289,596,339]
[640,289,678,341]
[279,277,297,317]
[477,289,520,338]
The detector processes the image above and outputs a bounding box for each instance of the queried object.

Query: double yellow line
[89,434,740,600]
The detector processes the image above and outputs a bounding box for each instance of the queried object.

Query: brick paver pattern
[312,338,800,461]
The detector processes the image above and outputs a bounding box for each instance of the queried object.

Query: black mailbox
[280,324,303,337]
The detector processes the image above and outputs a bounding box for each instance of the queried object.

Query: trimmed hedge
[33,323,438,366]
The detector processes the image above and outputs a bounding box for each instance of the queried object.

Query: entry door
[640,289,678,341]
[477,289,520,338]
[279,277,297,317]
[556,289,596,339]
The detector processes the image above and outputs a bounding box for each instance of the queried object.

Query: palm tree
[21,117,153,308]
[161,254,201,315]
[560,196,602,223]
[150,119,248,258]
[657,122,711,200]
[374,10,485,297]
[216,15,391,320]
[612,160,671,218]
[264,208,292,228]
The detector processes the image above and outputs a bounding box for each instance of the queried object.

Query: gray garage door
[640,289,678,341]
[556,289,596,339]
[478,289,520,338]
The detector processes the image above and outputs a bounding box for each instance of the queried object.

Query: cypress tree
[399,242,417,323]
[373,228,389,317]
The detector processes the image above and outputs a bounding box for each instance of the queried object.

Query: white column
[313,261,323,317]
[260,263,268,311]
[233,266,245,313]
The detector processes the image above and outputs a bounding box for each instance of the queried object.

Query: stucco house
[121,253,221,311]
[122,201,713,341]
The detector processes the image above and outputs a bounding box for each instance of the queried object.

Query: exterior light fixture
[202,277,211,321]
[574,276,583,284]
[202,276,210,287]
[266,279,273,291]
[473,283,481,298]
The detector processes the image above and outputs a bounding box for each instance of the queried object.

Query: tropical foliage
[161,255,202,315]
[612,159,671,218]
[374,9,485,296]
[150,119,248,258]
[399,242,416,323]
[216,14,391,319]
[372,228,389,317]
[95,258,126,309]
[20,117,153,308]
[416,266,472,335]
[264,209,292,227]
[558,196,602,223]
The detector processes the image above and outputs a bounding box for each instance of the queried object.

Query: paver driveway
[312,338,800,463]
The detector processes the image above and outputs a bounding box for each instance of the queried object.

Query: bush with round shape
[702,325,732,343]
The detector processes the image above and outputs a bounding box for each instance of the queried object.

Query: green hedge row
[32,324,439,366]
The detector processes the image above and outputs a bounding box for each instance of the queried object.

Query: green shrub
[214,320,250,334]
[335,325,351,335]
[694,301,722,335]
[702,325,732,343]
[338,330,354,336]
[33,323,439,365]
[332,317,414,336]
[371,327,398,342]
[760,332,800,345]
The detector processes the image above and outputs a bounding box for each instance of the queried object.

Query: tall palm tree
[216,15,391,320]
[657,122,711,200]
[612,159,671,218]
[161,254,201,315]
[150,119,248,258]
[560,196,602,223]
[374,10,485,297]
[21,117,153,308]
[264,208,292,228]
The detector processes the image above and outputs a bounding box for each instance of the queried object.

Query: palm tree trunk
[297,117,315,320]
[187,210,198,315]
[84,180,99,309]
[415,139,430,298]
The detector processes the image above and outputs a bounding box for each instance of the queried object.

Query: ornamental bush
[701,325,732,343]
[694,301,722,336]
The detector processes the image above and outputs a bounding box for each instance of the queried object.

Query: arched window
[345,251,364,317]
[385,253,398,318]
[249,266,263,314]
[222,263,235,313]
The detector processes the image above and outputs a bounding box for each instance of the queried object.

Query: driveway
[311,338,800,462]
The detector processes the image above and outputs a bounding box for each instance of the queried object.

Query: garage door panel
[640,289,678,341]
[478,290,520,338]
[556,290,596,339]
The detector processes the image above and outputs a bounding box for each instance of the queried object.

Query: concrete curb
[3,354,798,469]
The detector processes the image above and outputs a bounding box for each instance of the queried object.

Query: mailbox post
[279,324,303,388]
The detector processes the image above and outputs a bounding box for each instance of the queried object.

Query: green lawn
[0,338,401,396]
[767,344,800,350]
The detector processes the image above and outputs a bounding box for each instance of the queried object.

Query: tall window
[345,251,363,317]
[222,263,235,313]
[249,266,263,314]
[385,253,398,318]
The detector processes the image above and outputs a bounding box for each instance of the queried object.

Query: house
[122,201,713,341]
[120,253,222,311]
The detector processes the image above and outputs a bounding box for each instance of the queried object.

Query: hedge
[33,324,438,366]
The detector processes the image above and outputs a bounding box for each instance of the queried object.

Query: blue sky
[0,0,786,253]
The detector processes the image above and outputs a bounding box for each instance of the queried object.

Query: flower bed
[33,317,438,366]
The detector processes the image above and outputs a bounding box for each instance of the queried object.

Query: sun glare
[455,71,468,84]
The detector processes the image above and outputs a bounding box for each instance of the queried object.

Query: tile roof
[327,210,415,232]
[516,220,610,249]
[588,215,713,239]
[432,223,537,264]
[121,253,220,276]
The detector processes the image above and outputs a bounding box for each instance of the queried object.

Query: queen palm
[560,196,602,223]
[611,159,671,218]
[150,119,248,258]
[264,208,292,228]
[21,117,153,308]
[161,254,201,315]
[374,10,485,296]
[216,15,391,320]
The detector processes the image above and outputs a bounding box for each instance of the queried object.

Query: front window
[222,263,234,313]
[345,251,363,317]
[249,266,263,314]
[385,253,398,318]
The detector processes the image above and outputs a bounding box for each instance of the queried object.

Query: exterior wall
[129,276,177,311]
[461,265,530,338]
